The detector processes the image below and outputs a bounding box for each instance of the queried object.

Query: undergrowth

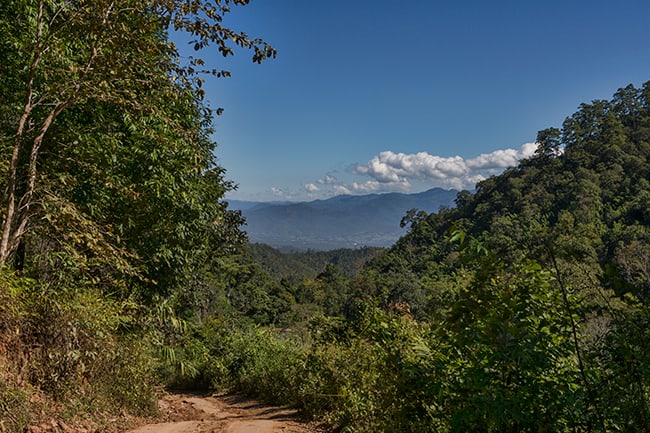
[156,307,436,433]
[0,270,158,431]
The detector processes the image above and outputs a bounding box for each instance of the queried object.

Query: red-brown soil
[124,393,321,433]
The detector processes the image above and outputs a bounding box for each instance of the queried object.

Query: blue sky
[176,0,650,202]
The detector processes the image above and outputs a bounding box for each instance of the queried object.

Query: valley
[229,188,458,250]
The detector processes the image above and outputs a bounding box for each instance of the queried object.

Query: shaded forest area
[248,243,382,280]
[1,2,650,433]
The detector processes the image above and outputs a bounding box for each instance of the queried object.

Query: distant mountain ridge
[227,188,458,250]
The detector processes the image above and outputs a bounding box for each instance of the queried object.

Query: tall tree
[0,1,274,292]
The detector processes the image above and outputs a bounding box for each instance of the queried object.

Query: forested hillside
[231,188,458,250]
[1,1,649,432]
[331,82,650,431]
[248,243,383,280]
[375,82,650,309]
[192,83,650,432]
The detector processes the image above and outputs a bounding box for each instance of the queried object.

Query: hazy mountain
[227,188,458,250]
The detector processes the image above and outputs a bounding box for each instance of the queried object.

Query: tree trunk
[0,2,44,265]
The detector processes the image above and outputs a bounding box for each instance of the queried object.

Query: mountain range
[227,188,458,250]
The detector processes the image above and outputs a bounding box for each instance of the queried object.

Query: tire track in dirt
[126,393,318,433]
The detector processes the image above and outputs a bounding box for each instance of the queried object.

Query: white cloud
[350,181,382,193]
[317,175,337,185]
[333,184,352,195]
[305,183,320,192]
[271,187,284,197]
[297,143,538,200]
[466,142,537,169]
[353,143,537,191]
[352,178,411,193]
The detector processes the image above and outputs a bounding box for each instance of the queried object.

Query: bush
[154,316,306,404]
[225,326,306,404]
[298,306,441,432]
[171,306,445,432]
[0,272,158,419]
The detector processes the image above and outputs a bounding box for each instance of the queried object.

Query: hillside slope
[229,188,458,250]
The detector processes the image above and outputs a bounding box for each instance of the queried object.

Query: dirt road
[126,393,320,433]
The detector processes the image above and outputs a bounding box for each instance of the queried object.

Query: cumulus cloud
[317,175,337,185]
[304,183,320,192]
[271,187,284,197]
[333,184,352,195]
[353,143,537,191]
[466,142,537,170]
[297,143,538,200]
[352,178,411,193]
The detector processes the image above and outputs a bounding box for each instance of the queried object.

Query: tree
[0,1,275,296]
[440,235,583,432]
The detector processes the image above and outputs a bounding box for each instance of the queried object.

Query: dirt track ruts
[125,393,319,433]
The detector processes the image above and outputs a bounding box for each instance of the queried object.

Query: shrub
[225,326,306,404]
[1,272,158,419]
[298,306,442,432]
